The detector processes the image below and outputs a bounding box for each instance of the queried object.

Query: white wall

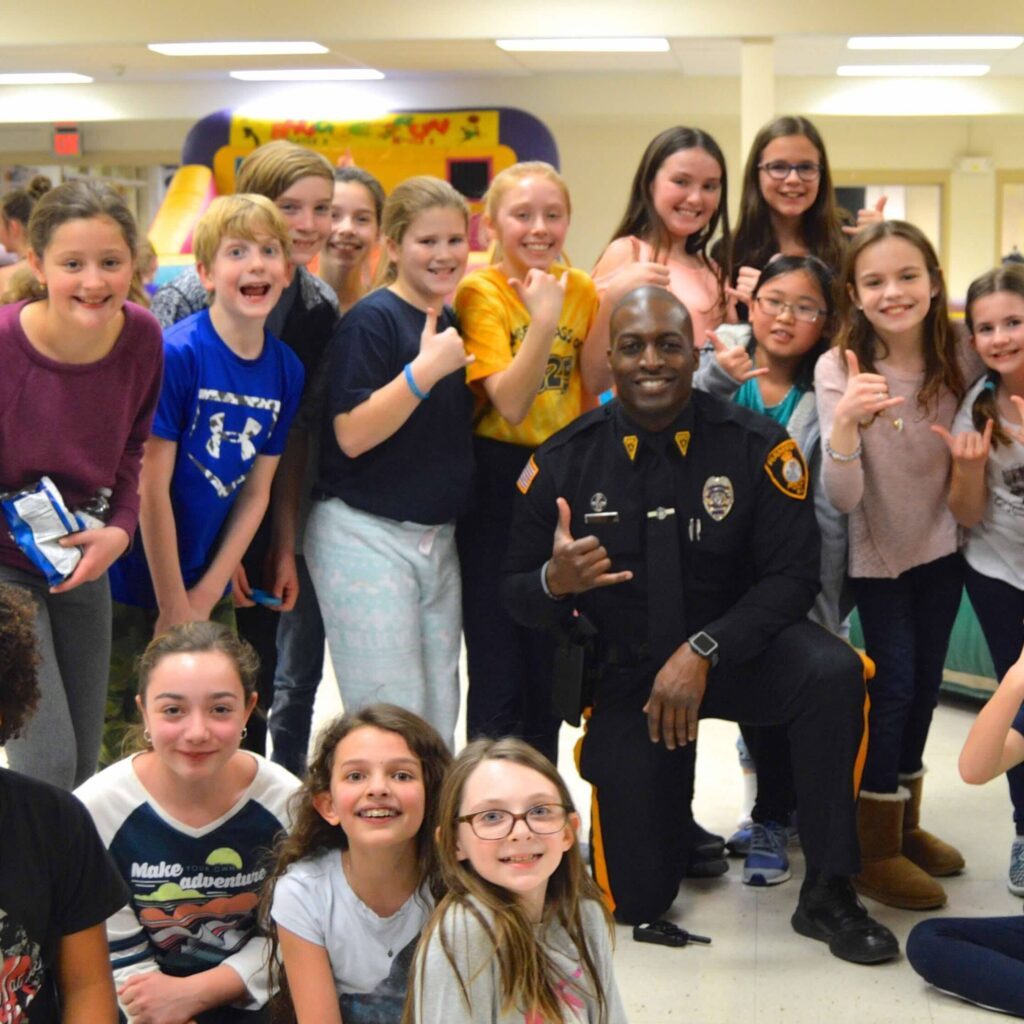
[6,73,1024,298]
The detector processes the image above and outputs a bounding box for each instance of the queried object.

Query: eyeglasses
[754,295,826,324]
[457,803,570,840]
[758,161,822,182]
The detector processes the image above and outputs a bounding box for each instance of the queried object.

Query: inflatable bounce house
[147,106,558,284]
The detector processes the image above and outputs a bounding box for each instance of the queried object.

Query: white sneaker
[1009,837,1024,896]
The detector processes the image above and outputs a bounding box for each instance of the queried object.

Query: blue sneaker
[726,824,753,857]
[743,822,791,886]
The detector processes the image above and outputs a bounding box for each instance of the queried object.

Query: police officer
[501,286,898,964]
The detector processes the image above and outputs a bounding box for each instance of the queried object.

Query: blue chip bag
[0,477,83,586]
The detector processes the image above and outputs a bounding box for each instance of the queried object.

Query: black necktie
[645,435,685,669]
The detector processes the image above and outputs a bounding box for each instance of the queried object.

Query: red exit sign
[53,123,80,157]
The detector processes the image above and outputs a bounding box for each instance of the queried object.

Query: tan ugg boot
[853,789,947,910]
[900,770,965,877]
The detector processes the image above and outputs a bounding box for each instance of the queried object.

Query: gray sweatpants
[0,563,111,789]
[305,497,461,750]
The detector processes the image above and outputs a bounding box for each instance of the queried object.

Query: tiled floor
[309,669,1017,1023]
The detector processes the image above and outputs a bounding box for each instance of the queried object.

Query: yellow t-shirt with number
[455,264,599,449]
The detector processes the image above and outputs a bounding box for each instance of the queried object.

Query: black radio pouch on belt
[550,611,598,727]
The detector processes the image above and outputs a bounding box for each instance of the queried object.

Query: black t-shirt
[0,767,129,1022]
[315,288,474,525]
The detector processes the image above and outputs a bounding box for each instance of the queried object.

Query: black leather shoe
[682,820,728,878]
[685,820,726,859]
[791,876,900,964]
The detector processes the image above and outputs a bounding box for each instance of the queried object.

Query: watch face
[691,632,717,657]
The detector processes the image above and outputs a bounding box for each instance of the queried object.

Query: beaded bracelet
[403,362,430,400]
[824,439,862,462]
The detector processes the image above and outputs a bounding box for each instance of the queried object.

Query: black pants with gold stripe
[581,620,866,924]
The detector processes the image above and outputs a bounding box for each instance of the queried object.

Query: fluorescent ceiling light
[496,37,669,53]
[230,68,384,82]
[837,64,990,77]
[848,36,1022,51]
[0,72,92,84]
[149,41,328,57]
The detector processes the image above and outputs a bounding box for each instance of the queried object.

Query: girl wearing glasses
[730,116,884,311]
[718,116,881,877]
[407,738,627,1023]
[697,256,849,886]
[265,705,451,1024]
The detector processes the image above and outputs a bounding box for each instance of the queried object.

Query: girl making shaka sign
[932,263,1024,894]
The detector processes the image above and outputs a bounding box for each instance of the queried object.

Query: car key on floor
[633,920,712,947]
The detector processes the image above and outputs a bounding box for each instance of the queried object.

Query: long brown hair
[732,115,846,273]
[836,220,965,413]
[965,263,1024,447]
[607,126,731,305]
[404,738,613,1024]
[262,705,451,1023]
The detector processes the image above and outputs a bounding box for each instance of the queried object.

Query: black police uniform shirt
[501,390,821,683]
[0,767,128,1022]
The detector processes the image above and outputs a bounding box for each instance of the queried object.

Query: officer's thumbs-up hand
[544,497,633,597]
[408,307,475,394]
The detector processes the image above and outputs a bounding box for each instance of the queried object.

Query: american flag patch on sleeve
[516,455,539,494]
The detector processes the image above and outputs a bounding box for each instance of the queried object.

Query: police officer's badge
[590,492,608,512]
[764,439,808,500]
[702,476,734,521]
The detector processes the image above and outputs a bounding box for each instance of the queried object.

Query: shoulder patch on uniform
[517,455,540,494]
[764,439,808,500]
[623,435,639,462]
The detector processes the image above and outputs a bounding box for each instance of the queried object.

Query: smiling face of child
[455,758,577,921]
[313,726,427,853]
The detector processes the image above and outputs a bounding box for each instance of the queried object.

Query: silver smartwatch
[687,630,719,667]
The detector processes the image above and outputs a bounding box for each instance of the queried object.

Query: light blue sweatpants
[305,497,461,749]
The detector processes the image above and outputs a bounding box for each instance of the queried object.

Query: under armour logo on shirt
[206,413,263,461]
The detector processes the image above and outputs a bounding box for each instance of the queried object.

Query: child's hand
[842,195,888,236]
[228,564,256,609]
[602,261,671,303]
[153,593,207,638]
[263,546,299,612]
[706,330,769,384]
[931,418,994,472]
[119,971,203,1024]
[726,265,761,307]
[51,525,130,594]
[411,307,474,390]
[833,350,904,428]
[509,268,567,330]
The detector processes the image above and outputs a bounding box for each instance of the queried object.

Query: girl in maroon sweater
[0,180,163,789]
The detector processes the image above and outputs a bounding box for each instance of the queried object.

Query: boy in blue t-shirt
[103,194,305,764]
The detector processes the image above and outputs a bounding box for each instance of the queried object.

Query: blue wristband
[404,362,430,400]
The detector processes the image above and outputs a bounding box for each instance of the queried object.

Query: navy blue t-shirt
[110,309,305,608]
[316,289,474,524]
